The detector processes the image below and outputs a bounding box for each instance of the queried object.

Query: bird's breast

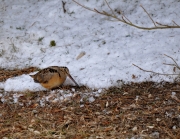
[41,73,67,89]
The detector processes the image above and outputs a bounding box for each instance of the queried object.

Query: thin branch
[156,22,170,27]
[122,16,128,23]
[62,1,66,13]
[122,15,132,24]
[105,0,131,24]
[164,54,180,69]
[140,5,156,27]
[163,63,177,67]
[172,96,180,103]
[73,0,180,30]
[104,0,116,17]
[160,121,177,139]
[72,0,95,12]
[132,64,179,75]
[172,20,179,26]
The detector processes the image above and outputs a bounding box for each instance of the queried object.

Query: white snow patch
[4,74,45,92]
[89,96,95,103]
[13,93,23,103]
[0,83,5,89]
[0,0,179,92]
[171,92,176,98]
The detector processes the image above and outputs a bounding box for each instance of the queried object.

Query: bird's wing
[32,67,59,83]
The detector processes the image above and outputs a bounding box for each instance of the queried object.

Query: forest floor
[0,68,180,139]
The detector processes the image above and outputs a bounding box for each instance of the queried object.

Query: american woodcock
[30,66,79,89]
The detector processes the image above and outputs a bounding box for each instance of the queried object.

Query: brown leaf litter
[0,68,180,138]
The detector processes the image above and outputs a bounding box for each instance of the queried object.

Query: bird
[30,66,79,89]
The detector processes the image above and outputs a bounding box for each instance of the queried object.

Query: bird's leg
[57,85,63,90]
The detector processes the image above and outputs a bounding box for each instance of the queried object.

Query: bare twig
[163,63,176,66]
[73,0,180,30]
[156,22,170,27]
[62,1,66,13]
[172,96,180,103]
[159,121,177,139]
[104,0,116,17]
[140,5,156,27]
[104,0,131,24]
[122,15,132,24]
[172,20,179,26]
[133,54,180,78]
[73,0,95,12]
[132,64,179,75]
[122,16,127,23]
[164,54,180,70]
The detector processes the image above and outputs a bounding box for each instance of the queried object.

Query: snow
[171,92,176,98]
[0,0,180,91]
[4,74,45,91]
[88,96,95,103]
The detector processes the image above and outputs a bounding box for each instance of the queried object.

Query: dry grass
[0,67,38,82]
[0,68,180,139]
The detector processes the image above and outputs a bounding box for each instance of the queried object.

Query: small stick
[132,64,179,75]
[122,15,132,24]
[172,20,179,26]
[73,0,180,30]
[140,5,156,27]
[104,0,116,17]
[122,16,127,23]
[72,0,94,12]
[163,63,176,67]
[156,22,170,27]
[160,121,177,139]
[62,1,66,13]
[164,54,180,69]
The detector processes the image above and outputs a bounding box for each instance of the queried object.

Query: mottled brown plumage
[30,66,79,89]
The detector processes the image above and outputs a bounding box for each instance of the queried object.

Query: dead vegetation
[0,81,180,138]
[0,67,38,82]
[0,68,180,138]
[133,54,180,76]
[73,0,180,30]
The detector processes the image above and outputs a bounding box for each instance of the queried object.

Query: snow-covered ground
[0,0,180,91]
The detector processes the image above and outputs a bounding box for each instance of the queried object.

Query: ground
[0,68,180,139]
[1,1,180,138]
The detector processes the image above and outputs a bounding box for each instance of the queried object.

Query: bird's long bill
[67,74,79,87]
